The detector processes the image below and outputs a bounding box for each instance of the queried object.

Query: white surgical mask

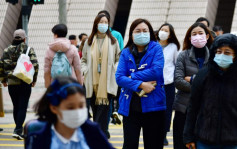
[58,108,88,129]
[158,31,169,41]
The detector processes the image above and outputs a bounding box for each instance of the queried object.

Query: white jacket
[163,43,179,85]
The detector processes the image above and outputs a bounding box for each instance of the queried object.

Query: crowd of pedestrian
[0,9,237,149]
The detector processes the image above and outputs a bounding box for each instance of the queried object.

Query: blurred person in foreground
[184,33,237,149]
[24,76,114,149]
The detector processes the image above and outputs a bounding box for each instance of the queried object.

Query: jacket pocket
[145,84,166,108]
[118,88,131,111]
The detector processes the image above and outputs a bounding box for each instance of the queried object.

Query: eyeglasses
[216,49,235,56]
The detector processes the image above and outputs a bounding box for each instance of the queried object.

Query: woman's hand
[186,142,196,149]
[139,81,156,93]
[185,76,191,82]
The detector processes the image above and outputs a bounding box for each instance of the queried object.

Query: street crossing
[0,123,174,149]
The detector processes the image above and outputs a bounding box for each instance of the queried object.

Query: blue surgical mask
[133,32,150,46]
[214,54,233,69]
[98,23,108,33]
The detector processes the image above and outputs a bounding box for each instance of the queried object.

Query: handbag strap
[26,47,31,56]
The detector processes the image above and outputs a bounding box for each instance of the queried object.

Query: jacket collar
[189,46,209,64]
[128,41,157,59]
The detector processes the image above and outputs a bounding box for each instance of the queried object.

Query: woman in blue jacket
[115,18,166,149]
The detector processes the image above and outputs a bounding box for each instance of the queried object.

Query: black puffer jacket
[183,34,237,145]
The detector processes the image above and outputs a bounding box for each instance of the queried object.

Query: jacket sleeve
[80,41,88,75]
[183,68,207,144]
[174,46,179,65]
[44,49,52,88]
[117,33,124,50]
[2,48,13,82]
[174,51,191,92]
[114,41,120,69]
[115,50,143,92]
[72,46,82,84]
[1,49,9,83]
[29,47,39,83]
[130,45,164,82]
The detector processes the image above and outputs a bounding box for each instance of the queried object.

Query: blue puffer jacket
[115,41,166,117]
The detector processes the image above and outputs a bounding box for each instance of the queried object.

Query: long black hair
[156,23,180,50]
[34,76,86,124]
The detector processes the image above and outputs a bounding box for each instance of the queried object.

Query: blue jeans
[197,141,237,149]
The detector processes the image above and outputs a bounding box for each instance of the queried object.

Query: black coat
[183,34,237,145]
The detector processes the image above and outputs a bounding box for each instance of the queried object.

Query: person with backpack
[1,29,39,140]
[81,13,120,138]
[44,24,82,88]
[24,76,115,149]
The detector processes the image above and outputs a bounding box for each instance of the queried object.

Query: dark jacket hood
[209,33,237,63]
[209,33,237,75]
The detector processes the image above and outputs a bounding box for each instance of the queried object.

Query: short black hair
[52,24,68,37]
[69,35,76,40]
[78,33,87,40]
[195,17,210,27]
[34,76,85,124]
[213,25,223,32]
[98,10,110,20]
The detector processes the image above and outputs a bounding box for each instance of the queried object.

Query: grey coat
[173,47,209,113]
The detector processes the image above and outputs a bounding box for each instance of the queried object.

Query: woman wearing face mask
[156,23,180,146]
[116,18,166,149]
[24,76,114,149]
[173,22,213,149]
[184,34,237,149]
[81,14,120,138]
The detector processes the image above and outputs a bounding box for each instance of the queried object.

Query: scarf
[91,34,109,105]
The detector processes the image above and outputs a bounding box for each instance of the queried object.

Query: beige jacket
[81,39,120,98]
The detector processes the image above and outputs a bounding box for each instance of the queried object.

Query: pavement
[0,87,174,149]
[0,113,174,149]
